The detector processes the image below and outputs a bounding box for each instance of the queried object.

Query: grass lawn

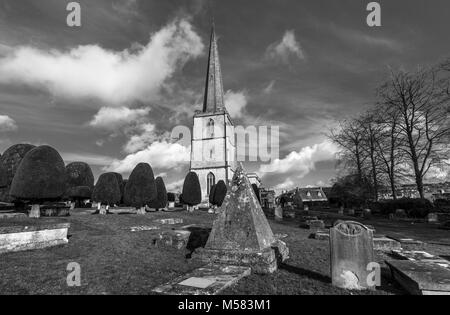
[0,208,448,295]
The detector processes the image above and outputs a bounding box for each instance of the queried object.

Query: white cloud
[89,107,151,130]
[0,19,204,105]
[224,90,248,118]
[259,141,338,177]
[274,178,295,192]
[166,179,185,192]
[61,152,115,166]
[105,141,190,173]
[0,115,18,132]
[266,30,305,64]
[263,80,276,94]
[123,123,159,154]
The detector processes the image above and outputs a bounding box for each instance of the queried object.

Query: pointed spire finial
[202,20,226,113]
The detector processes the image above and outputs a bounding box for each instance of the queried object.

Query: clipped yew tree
[182,172,201,211]
[0,143,36,202]
[111,172,124,202]
[208,184,217,205]
[67,186,92,209]
[66,162,95,188]
[92,173,121,208]
[9,145,67,218]
[150,177,168,210]
[0,161,7,188]
[213,180,228,207]
[124,163,156,212]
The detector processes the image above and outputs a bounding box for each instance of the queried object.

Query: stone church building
[190,25,236,202]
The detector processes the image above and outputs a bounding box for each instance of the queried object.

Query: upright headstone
[330,221,375,290]
[274,205,283,221]
[195,164,289,274]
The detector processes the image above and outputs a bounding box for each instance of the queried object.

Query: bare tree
[377,67,450,198]
[358,112,383,201]
[329,119,368,184]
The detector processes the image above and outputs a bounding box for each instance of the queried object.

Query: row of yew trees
[0,144,227,216]
[328,59,450,201]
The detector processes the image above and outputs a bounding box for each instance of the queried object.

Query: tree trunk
[29,204,40,218]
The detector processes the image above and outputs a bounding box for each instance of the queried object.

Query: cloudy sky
[0,0,449,192]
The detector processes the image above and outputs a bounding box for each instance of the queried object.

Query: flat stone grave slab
[391,250,450,269]
[109,207,136,214]
[387,236,426,251]
[152,264,251,295]
[130,226,160,232]
[373,236,401,251]
[386,260,450,295]
[155,218,184,225]
[300,220,325,230]
[153,230,191,250]
[309,230,330,241]
[0,223,70,254]
[0,212,27,220]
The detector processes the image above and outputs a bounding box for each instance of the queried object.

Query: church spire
[202,24,225,113]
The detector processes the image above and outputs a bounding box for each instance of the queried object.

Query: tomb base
[194,241,288,274]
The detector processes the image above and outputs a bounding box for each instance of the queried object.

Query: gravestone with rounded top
[330,220,375,290]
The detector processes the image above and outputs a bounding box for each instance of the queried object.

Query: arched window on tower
[207,172,216,196]
[207,119,215,138]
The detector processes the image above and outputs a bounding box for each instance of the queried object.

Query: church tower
[190,24,236,202]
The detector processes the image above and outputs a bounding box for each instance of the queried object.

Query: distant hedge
[376,198,433,218]
[209,184,217,205]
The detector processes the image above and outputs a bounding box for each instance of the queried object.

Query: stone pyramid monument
[195,163,289,274]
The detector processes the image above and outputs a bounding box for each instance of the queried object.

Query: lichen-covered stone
[196,163,287,274]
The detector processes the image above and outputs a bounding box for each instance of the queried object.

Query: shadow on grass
[185,226,211,258]
[279,263,331,283]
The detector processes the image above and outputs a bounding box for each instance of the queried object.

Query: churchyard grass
[0,208,448,295]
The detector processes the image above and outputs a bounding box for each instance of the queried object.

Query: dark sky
[0,0,449,192]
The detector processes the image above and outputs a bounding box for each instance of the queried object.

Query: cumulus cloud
[123,123,159,154]
[105,141,190,173]
[61,152,115,166]
[89,107,151,130]
[0,19,204,105]
[0,115,18,132]
[224,90,248,118]
[273,178,295,192]
[259,141,338,177]
[266,30,305,64]
[166,178,185,192]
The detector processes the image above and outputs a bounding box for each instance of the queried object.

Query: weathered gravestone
[274,205,283,221]
[330,221,376,290]
[195,164,289,274]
